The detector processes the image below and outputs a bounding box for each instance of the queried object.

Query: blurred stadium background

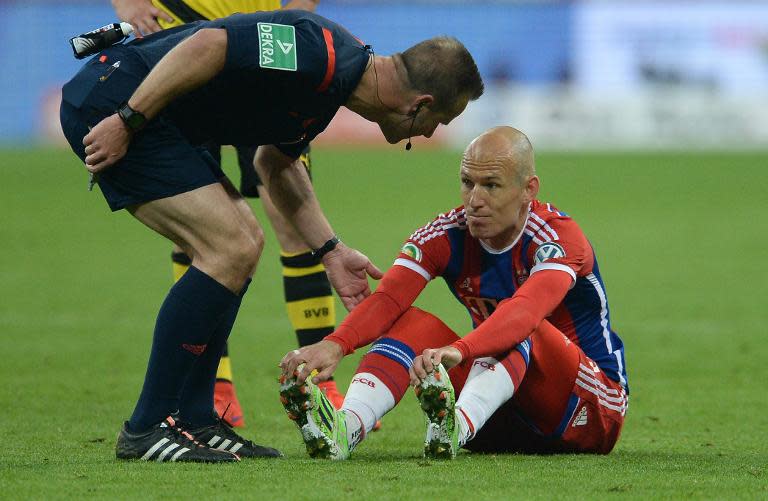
[1,1,766,498]
[3,0,768,150]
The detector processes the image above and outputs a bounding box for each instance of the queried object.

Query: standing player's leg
[162,143,250,427]
[174,177,282,458]
[117,182,263,462]
[251,147,344,408]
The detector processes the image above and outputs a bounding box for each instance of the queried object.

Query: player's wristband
[116,101,147,132]
[311,235,340,260]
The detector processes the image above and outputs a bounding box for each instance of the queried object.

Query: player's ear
[524,175,540,203]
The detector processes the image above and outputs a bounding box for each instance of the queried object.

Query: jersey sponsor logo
[401,242,422,262]
[258,23,297,71]
[463,296,498,321]
[534,242,566,265]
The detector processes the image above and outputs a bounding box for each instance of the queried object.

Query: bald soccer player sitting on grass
[280,126,628,459]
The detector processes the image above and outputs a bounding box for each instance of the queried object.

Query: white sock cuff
[342,372,395,434]
[456,357,516,436]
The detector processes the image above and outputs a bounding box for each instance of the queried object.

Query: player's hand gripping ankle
[409,346,463,386]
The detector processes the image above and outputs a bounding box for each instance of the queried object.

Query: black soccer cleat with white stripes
[183,416,283,459]
[116,416,240,463]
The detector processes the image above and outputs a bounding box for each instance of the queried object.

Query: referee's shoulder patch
[258,22,297,71]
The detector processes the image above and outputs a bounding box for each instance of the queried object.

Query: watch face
[127,112,145,130]
[119,104,146,131]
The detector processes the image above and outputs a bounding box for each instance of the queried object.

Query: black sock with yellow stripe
[172,250,234,383]
[281,251,336,349]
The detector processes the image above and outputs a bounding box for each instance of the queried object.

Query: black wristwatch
[117,101,147,132]
[311,236,340,260]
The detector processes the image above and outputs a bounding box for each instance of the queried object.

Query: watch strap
[117,101,147,132]
[311,236,340,260]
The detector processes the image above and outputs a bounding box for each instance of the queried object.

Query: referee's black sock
[178,278,250,427]
[128,267,237,433]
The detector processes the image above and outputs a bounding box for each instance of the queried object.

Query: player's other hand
[409,346,463,386]
[322,242,383,311]
[280,340,344,384]
[112,0,174,36]
[83,114,132,173]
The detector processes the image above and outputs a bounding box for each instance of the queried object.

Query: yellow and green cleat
[279,369,350,460]
[415,363,458,459]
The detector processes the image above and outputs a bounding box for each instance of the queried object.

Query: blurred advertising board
[447,2,768,150]
[573,3,768,95]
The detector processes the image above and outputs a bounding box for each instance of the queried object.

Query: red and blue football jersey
[394,200,628,391]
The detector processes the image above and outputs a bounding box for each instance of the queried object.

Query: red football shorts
[460,320,627,454]
[389,308,627,454]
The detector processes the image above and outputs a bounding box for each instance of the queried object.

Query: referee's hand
[322,243,383,311]
[83,114,131,173]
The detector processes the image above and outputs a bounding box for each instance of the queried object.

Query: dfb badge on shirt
[258,23,297,71]
[401,242,422,262]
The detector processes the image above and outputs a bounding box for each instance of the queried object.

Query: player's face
[460,158,532,249]
[379,96,470,144]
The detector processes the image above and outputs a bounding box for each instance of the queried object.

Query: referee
[111,0,340,431]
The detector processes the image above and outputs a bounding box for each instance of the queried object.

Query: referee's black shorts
[202,143,311,199]
[60,47,224,211]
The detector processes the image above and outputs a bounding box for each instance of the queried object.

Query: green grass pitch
[1,146,766,499]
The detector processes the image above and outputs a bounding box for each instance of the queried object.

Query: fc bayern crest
[534,242,565,264]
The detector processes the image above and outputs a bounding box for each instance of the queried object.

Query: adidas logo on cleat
[183,416,283,458]
[116,417,240,463]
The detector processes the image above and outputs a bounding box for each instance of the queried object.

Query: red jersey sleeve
[392,208,460,281]
[526,203,594,285]
[451,269,572,360]
[324,266,427,354]
[324,208,459,354]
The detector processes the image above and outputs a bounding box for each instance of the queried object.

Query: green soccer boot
[279,369,351,460]
[415,363,458,459]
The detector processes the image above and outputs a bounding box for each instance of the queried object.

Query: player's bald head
[463,126,535,186]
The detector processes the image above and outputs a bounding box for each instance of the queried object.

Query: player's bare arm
[112,0,174,36]
[83,28,227,172]
[255,145,383,310]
